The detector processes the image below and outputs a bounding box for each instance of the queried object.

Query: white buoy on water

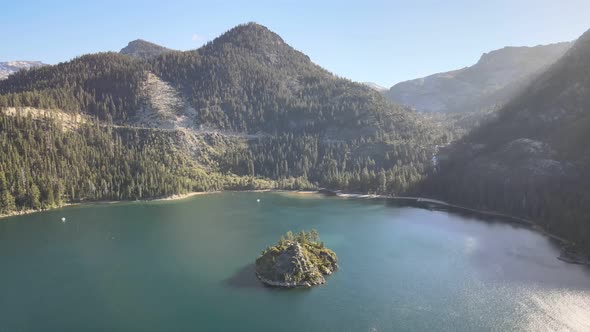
[257,199,261,203]
[61,217,66,222]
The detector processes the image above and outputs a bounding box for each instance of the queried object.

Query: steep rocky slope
[255,231,338,288]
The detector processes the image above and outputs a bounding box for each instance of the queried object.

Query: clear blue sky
[2,0,589,87]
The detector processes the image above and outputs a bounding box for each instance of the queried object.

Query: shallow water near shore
[1,192,589,331]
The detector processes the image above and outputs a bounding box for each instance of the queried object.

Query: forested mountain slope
[150,23,431,140]
[423,28,590,253]
[0,23,444,215]
[0,53,146,121]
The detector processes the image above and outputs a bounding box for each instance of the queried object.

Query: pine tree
[28,183,41,210]
[0,190,16,214]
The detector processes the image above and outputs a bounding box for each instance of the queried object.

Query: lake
[1,192,589,331]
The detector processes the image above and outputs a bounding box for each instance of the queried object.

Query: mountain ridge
[0,61,45,80]
[385,42,572,114]
[0,22,442,217]
[424,28,590,254]
[120,39,174,59]
[362,82,388,91]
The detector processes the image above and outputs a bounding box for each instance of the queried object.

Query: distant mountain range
[362,82,388,92]
[425,28,590,254]
[385,42,572,114]
[119,39,174,59]
[0,61,45,80]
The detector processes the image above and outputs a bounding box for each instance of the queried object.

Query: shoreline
[0,202,82,220]
[152,191,220,201]
[0,189,314,220]
[317,189,589,266]
[1,188,587,266]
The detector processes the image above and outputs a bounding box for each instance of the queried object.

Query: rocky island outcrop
[255,230,338,288]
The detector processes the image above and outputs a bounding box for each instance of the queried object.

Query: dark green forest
[0,111,283,215]
[0,53,146,122]
[221,134,430,194]
[1,22,588,257]
[0,23,444,216]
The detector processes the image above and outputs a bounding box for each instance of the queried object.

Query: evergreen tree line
[219,134,433,195]
[422,157,590,253]
[0,112,293,215]
[0,53,146,122]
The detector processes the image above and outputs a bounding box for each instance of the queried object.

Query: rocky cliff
[255,231,338,288]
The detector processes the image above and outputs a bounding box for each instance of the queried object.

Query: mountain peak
[120,39,173,59]
[199,22,311,69]
[562,27,590,60]
[209,22,287,51]
[0,61,45,80]
[230,22,283,39]
[474,42,572,69]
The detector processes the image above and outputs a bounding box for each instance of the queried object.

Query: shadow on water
[223,263,277,291]
[224,263,314,294]
[384,198,531,229]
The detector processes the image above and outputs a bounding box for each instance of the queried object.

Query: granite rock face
[384,42,571,114]
[255,238,338,288]
[0,61,45,80]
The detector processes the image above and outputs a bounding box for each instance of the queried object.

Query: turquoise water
[1,192,589,331]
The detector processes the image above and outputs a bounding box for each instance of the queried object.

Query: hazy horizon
[2,0,589,87]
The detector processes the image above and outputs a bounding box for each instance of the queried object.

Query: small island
[255,230,338,288]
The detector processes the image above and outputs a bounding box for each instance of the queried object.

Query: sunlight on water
[518,288,590,331]
[0,193,589,331]
[464,236,477,255]
[459,281,590,331]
